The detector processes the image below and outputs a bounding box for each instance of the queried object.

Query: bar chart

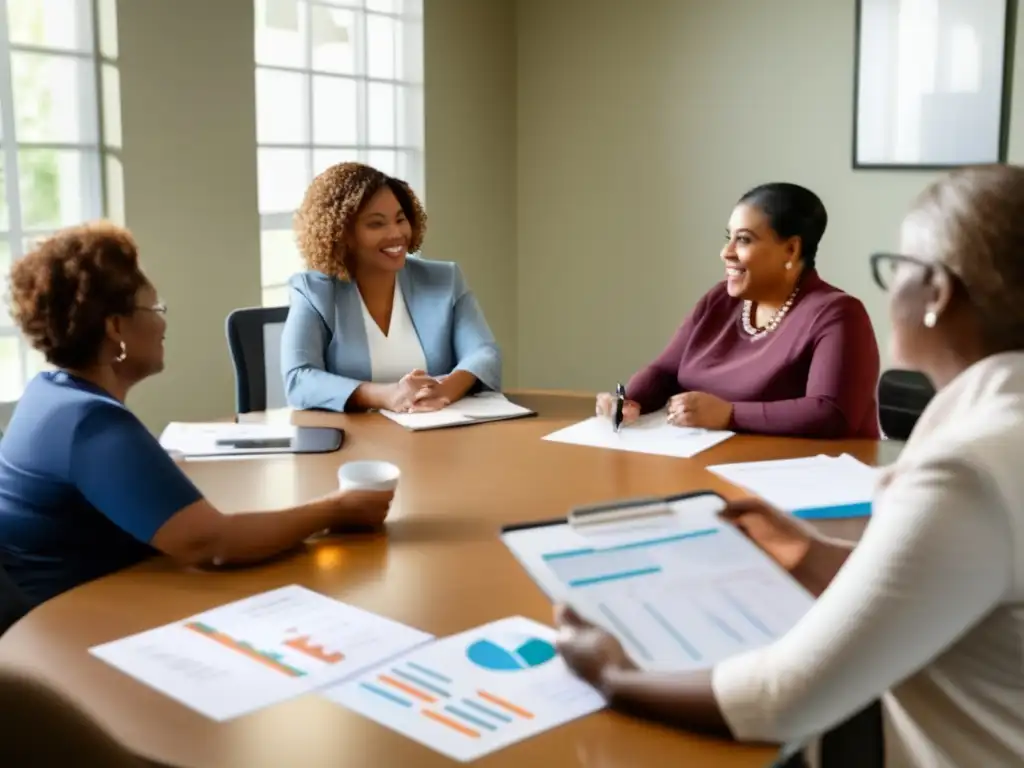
[184,621,308,677]
[504,498,816,673]
[327,616,604,762]
[572,568,813,671]
[90,585,433,720]
[542,527,721,588]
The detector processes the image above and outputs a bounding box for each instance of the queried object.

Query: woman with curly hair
[281,162,501,413]
[0,222,394,606]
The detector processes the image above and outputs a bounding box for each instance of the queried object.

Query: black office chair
[0,564,29,637]
[771,700,885,768]
[225,306,289,414]
[878,369,934,441]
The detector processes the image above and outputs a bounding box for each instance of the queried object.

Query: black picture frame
[852,0,1017,170]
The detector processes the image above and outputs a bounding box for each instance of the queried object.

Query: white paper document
[90,585,433,721]
[158,421,298,457]
[542,410,733,458]
[325,616,604,762]
[708,454,878,519]
[380,392,534,431]
[502,494,815,672]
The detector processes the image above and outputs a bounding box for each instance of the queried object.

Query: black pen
[612,383,626,432]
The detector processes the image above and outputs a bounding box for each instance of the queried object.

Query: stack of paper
[707,454,878,519]
[158,422,298,458]
[380,392,534,431]
[542,410,734,459]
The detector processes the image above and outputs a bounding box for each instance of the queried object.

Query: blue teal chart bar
[542,528,719,561]
[792,501,871,520]
[598,603,652,661]
[542,529,720,588]
[642,603,702,661]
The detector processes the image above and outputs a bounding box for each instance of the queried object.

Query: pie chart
[466,634,557,672]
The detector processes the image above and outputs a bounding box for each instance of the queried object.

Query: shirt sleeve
[69,404,204,544]
[281,282,363,412]
[711,455,1013,744]
[626,293,711,413]
[729,297,880,437]
[450,264,502,391]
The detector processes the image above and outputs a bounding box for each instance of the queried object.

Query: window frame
[255,0,425,306]
[0,0,112,406]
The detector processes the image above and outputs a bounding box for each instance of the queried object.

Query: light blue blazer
[281,257,502,412]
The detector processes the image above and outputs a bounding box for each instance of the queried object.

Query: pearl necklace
[742,286,799,340]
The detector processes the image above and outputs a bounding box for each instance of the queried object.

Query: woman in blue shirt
[0,222,394,607]
[281,162,502,413]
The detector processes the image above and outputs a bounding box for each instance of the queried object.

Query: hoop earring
[923,310,937,329]
[114,340,127,363]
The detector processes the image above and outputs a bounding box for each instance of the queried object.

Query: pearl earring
[114,340,127,363]
[784,262,793,270]
[923,310,937,328]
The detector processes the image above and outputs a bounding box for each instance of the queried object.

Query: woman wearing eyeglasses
[0,223,395,607]
[557,165,1024,767]
[595,182,881,438]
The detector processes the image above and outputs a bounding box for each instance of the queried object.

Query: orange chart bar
[423,709,481,738]
[378,674,437,703]
[184,622,306,678]
[477,690,535,719]
[283,635,345,664]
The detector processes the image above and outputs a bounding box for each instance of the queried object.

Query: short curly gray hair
[908,164,1024,353]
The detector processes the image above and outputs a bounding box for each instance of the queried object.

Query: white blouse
[359,280,427,383]
[712,352,1024,768]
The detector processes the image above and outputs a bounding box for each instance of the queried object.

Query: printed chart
[503,496,815,671]
[90,585,433,720]
[326,616,604,762]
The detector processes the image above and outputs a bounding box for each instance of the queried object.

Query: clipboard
[214,426,345,456]
[161,424,344,458]
[500,490,815,672]
[501,489,722,536]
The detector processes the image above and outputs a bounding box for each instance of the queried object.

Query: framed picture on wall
[853,0,1013,169]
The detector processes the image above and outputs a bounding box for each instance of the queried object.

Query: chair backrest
[225,306,290,414]
[771,700,885,768]
[0,564,28,637]
[878,369,934,441]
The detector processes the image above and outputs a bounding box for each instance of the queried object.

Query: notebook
[379,393,535,431]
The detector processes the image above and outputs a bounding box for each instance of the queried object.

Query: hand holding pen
[595,384,640,429]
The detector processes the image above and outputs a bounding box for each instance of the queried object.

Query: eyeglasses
[870,252,950,292]
[135,303,168,315]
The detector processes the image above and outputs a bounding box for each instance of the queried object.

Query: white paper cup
[337,460,401,492]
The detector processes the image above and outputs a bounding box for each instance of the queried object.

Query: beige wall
[116,0,261,430]
[424,0,518,385]
[39,0,1022,434]
[515,0,1024,390]
[111,0,519,430]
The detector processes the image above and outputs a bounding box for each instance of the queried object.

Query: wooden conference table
[0,392,879,768]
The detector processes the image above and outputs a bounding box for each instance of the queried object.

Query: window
[254,0,425,307]
[0,0,115,405]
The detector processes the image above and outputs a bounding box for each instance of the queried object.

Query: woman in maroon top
[597,183,880,438]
